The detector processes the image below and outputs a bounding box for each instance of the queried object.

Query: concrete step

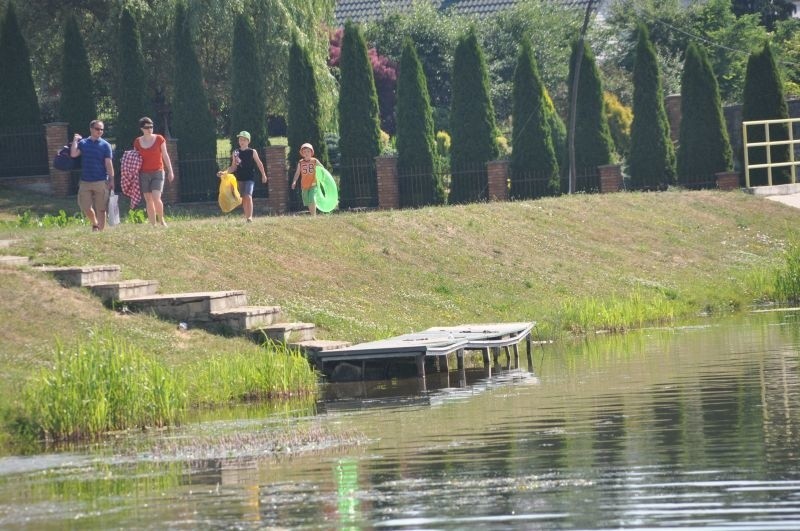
[38,265,121,287]
[0,255,30,267]
[210,305,282,332]
[254,322,316,344]
[122,290,248,324]
[87,279,160,304]
[0,239,20,248]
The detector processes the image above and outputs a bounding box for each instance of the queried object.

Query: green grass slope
[1,188,797,405]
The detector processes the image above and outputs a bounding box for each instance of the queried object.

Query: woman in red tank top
[134,116,174,226]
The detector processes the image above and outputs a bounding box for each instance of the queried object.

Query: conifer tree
[230,13,268,153]
[172,1,216,159]
[449,29,499,204]
[0,2,40,128]
[115,7,148,152]
[742,41,790,186]
[396,38,444,207]
[60,14,95,140]
[338,21,381,208]
[545,93,566,177]
[566,40,613,176]
[677,43,732,188]
[510,40,558,199]
[628,25,675,190]
[288,33,329,179]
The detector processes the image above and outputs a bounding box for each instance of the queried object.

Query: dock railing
[742,117,800,187]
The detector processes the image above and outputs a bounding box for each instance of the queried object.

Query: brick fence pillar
[664,94,681,143]
[598,164,623,193]
[376,155,399,209]
[266,145,289,215]
[487,160,509,201]
[46,122,71,197]
[162,138,181,204]
[715,171,740,191]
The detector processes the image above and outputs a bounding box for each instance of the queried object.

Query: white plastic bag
[107,191,120,226]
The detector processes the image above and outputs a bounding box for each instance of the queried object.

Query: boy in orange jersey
[291,143,320,215]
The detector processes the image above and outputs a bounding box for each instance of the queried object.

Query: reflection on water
[1,311,800,529]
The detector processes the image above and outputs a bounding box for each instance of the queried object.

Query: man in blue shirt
[70,120,114,231]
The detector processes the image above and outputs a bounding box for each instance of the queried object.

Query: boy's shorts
[301,186,317,207]
[77,180,110,214]
[139,170,165,193]
[238,180,255,196]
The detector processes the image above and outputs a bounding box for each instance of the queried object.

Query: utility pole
[568,0,596,194]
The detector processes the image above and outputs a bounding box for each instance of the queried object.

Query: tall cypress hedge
[338,21,381,208]
[677,43,732,188]
[288,33,329,178]
[449,29,499,204]
[742,42,790,186]
[171,1,215,159]
[230,13,268,153]
[60,14,95,140]
[115,7,148,152]
[0,2,40,128]
[396,38,444,207]
[628,25,675,190]
[510,40,558,199]
[566,40,613,175]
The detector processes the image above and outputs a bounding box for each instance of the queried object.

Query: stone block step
[122,290,248,323]
[0,255,29,267]
[210,305,282,332]
[87,279,160,304]
[288,339,352,356]
[253,322,316,344]
[0,239,20,248]
[38,265,121,287]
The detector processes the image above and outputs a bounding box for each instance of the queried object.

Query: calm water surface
[1,311,799,529]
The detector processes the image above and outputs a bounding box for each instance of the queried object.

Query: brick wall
[598,164,623,193]
[487,160,509,201]
[162,138,180,204]
[376,156,399,209]
[266,145,289,215]
[46,122,71,197]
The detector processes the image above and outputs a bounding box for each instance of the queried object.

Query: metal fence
[339,157,378,209]
[677,174,717,190]
[397,165,447,207]
[0,125,49,179]
[448,163,489,203]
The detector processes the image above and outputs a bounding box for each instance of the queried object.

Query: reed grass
[20,331,187,441]
[186,341,318,405]
[774,240,800,303]
[16,333,318,441]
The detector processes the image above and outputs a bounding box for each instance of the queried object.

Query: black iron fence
[448,163,489,203]
[560,166,602,194]
[677,174,719,190]
[0,125,49,179]
[397,165,447,208]
[339,157,378,209]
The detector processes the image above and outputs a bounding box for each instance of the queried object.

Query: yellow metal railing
[742,117,800,187]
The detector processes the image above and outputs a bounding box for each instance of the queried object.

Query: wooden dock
[312,322,536,382]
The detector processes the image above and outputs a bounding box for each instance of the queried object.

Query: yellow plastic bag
[218,173,242,212]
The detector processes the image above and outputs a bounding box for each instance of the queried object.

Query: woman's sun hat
[300,142,314,154]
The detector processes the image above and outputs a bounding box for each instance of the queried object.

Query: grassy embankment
[1,186,798,441]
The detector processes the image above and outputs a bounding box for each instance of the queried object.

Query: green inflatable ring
[314,165,339,212]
